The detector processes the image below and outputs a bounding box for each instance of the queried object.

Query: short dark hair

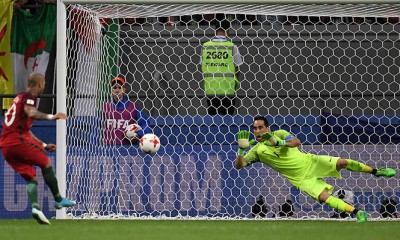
[28,72,44,88]
[254,116,269,127]
[215,27,227,34]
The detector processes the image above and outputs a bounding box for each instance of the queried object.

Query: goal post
[56,0,68,220]
[57,0,400,220]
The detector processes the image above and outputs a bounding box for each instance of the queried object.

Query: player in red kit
[0,72,75,225]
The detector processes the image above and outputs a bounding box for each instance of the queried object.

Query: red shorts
[1,140,49,181]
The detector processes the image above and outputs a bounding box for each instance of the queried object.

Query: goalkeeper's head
[253,116,270,142]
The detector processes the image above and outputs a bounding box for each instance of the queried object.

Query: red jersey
[0,92,38,147]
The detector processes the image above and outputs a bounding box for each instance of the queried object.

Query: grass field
[1,219,399,240]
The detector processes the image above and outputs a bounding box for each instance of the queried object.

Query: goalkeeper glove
[237,130,255,156]
[260,132,285,147]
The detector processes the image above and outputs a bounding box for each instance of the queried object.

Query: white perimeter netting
[64,3,400,219]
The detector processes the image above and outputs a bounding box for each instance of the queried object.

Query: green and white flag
[70,5,119,116]
[12,3,56,93]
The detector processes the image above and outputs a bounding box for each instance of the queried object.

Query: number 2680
[206,51,229,59]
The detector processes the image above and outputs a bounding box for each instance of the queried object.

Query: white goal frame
[56,0,400,219]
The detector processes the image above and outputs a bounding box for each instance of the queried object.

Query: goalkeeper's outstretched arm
[235,130,254,169]
[235,155,248,169]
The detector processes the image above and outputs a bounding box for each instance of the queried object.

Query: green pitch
[1,219,399,240]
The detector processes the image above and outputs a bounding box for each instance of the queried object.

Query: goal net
[62,1,400,219]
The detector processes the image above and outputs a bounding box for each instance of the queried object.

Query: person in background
[103,76,151,145]
[380,198,398,218]
[278,199,294,217]
[13,0,55,10]
[0,72,75,225]
[201,24,243,115]
[330,189,354,218]
[251,195,268,218]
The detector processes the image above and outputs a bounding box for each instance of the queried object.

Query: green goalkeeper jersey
[243,129,313,187]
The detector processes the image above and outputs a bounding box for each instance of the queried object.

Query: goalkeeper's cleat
[54,197,76,209]
[356,211,368,223]
[32,208,50,225]
[374,168,396,177]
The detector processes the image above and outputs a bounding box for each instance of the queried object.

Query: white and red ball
[124,124,141,140]
[139,133,161,154]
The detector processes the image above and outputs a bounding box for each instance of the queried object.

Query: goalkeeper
[235,116,396,223]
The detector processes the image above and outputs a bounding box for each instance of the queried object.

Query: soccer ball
[124,123,141,140]
[139,133,161,154]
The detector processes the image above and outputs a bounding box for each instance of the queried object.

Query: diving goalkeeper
[235,116,396,223]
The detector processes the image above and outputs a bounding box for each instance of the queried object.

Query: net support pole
[56,0,68,220]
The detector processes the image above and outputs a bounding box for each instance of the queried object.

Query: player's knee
[44,159,52,168]
[23,175,38,182]
[318,191,330,203]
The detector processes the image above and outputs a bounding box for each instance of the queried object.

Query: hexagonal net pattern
[64,3,400,220]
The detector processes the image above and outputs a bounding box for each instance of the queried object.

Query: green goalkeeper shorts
[298,155,342,202]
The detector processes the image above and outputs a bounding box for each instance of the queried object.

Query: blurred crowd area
[124,14,400,26]
[13,1,399,26]
[13,0,54,11]
[14,0,400,27]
